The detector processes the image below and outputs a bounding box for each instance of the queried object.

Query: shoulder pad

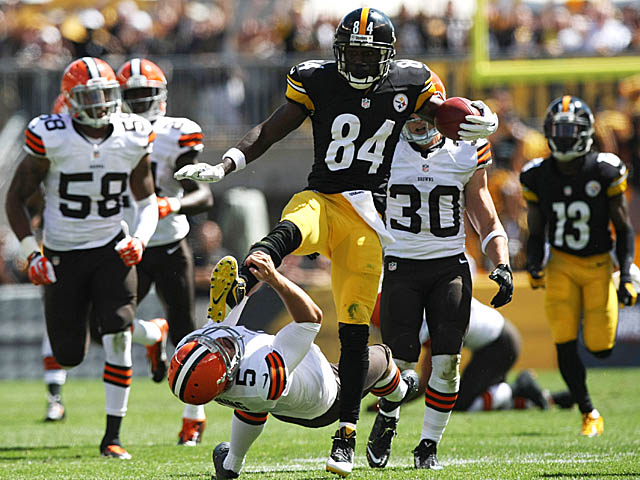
[24,114,71,157]
[286,61,329,113]
[117,113,155,148]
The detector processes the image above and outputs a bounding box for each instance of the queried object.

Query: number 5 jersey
[23,112,154,251]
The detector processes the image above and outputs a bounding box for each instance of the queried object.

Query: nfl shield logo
[388,261,397,271]
[422,164,429,172]
[361,98,371,109]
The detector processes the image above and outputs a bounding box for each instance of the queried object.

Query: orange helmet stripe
[561,95,572,112]
[359,7,369,34]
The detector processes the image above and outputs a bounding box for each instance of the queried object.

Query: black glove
[618,275,638,308]
[527,264,545,289]
[489,264,513,308]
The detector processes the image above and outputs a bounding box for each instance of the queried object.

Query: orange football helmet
[116,58,167,121]
[402,70,447,145]
[61,57,120,128]
[168,326,244,405]
[51,93,69,114]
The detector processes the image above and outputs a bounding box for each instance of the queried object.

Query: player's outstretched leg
[208,256,246,322]
[212,442,239,479]
[145,318,169,382]
[367,369,419,468]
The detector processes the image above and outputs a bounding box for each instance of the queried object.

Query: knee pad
[590,348,613,359]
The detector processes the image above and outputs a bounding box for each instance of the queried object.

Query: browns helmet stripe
[358,7,370,34]
[234,410,268,425]
[81,57,102,79]
[561,95,572,112]
[131,58,142,76]
[171,343,210,401]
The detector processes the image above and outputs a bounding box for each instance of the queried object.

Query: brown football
[434,97,481,141]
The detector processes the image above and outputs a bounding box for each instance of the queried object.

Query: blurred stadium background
[0,0,639,379]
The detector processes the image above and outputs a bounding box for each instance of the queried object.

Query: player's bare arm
[246,251,322,325]
[464,168,509,267]
[609,193,636,305]
[5,154,50,240]
[129,153,155,200]
[524,201,547,289]
[174,150,213,214]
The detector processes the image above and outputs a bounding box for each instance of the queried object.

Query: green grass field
[1,368,639,479]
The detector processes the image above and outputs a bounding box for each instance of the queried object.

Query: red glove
[114,236,145,266]
[157,196,180,219]
[27,252,57,285]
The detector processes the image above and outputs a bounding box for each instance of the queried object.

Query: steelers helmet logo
[585,180,601,197]
[393,93,408,112]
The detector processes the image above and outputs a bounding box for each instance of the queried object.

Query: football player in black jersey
[176,7,497,476]
[520,95,636,438]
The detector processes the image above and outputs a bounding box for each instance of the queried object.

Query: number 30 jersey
[23,112,154,251]
[519,152,628,257]
[286,60,435,209]
[384,138,492,259]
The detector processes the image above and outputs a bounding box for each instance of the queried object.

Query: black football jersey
[285,59,435,211]
[519,152,628,256]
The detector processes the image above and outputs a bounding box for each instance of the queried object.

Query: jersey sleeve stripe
[147,132,156,146]
[178,133,204,147]
[25,129,46,155]
[477,150,492,166]
[265,351,287,400]
[286,76,315,112]
[607,174,628,197]
[476,143,491,157]
[234,410,269,425]
[521,186,538,202]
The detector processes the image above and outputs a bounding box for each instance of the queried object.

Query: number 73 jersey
[519,152,628,256]
[23,112,154,251]
[384,138,492,259]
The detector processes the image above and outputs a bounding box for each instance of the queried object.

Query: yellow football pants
[281,191,382,325]
[545,248,618,351]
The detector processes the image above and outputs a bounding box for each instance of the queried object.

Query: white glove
[174,163,225,183]
[27,252,57,285]
[458,100,499,141]
[115,236,145,267]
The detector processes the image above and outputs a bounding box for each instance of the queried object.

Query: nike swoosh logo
[459,257,468,264]
[366,447,384,465]
[166,245,180,255]
[211,292,225,304]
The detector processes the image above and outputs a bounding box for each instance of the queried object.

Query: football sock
[422,355,459,443]
[373,362,407,404]
[240,220,302,292]
[226,418,266,473]
[102,331,132,418]
[47,383,62,397]
[130,318,162,345]
[556,341,593,414]
[102,415,123,446]
[183,404,206,421]
[338,324,369,424]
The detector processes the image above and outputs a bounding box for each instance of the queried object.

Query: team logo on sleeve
[585,180,601,197]
[393,93,408,112]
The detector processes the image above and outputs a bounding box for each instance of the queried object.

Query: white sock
[102,331,132,417]
[468,383,513,411]
[131,318,162,346]
[421,355,459,443]
[183,404,206,421]
[374,363,407,403]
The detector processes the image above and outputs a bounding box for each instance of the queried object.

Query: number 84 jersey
[24,112,154,251]
[384,138,492,259]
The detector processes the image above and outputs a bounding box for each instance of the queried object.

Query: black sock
[47,383,61,397]
[239,220,302,292]
[101,415,123,448]
[337,324,369,425]
[556,341,593,414]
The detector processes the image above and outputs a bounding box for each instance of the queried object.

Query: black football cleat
[326,426,355,477]
[212,442,239,479]
[413,439,442,470]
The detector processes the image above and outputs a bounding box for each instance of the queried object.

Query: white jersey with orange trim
[384,137,492,259]
[24,112,153,251]
[175,322,337,420]
[419,297,505,350]
[145,115,204,247]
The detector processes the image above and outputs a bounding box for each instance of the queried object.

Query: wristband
[223,147,246,171]
[20,235,40,260]
[481,229,508,254]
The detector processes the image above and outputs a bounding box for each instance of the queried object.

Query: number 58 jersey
[384,138,492,259]
[24,112,154,251]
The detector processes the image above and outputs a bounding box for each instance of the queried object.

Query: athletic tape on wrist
[20,235,40,260]
[223,147,246,171]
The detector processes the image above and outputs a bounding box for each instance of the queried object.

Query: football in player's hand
[434,97,481,141]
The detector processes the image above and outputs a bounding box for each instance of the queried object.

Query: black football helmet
[334,7,395,90]
[543,95,594,161]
